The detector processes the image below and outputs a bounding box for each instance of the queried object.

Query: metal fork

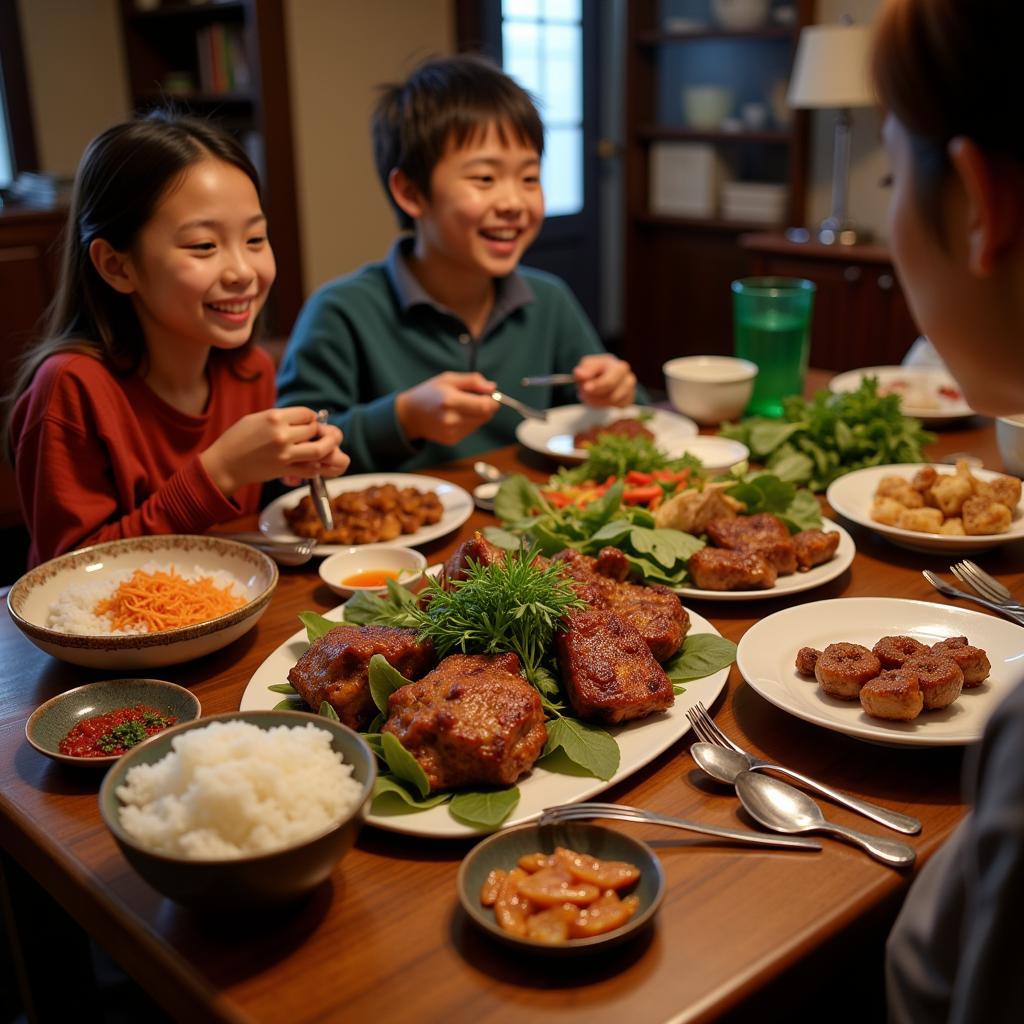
[539,801,820,850]
[951,560,1024,612]
[686,702,922,834]
[923,569,1024,626]
[490,391,548,421]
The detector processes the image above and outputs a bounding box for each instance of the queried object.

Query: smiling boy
[276,54,639,474]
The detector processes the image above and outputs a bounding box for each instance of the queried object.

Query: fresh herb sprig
[719,377,936,492]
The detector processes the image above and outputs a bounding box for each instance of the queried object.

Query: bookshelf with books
[117,0,302,334]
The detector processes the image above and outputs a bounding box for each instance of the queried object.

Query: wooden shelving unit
[623,0,815,387]
[117,0,303,335]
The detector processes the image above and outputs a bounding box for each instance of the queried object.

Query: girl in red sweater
[3,112,348,567]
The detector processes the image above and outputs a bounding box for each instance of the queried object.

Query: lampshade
[787,24,874,109]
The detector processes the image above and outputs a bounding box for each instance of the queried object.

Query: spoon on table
[473,461,507,484]
[472,461,508,511]
[734,770,917,868]
[689,742,921,834]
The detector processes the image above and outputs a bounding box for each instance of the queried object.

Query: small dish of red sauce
[341,569,403,588]
[60,704,177,758]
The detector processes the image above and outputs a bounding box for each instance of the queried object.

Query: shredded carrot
[93,567,246,633]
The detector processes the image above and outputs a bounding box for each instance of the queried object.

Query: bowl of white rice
[7,535,277,669]
[98,710,376,908]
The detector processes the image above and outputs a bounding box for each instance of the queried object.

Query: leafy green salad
[268,549,736,829]
[719,377,935,492]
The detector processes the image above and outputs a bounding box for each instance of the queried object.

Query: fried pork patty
[556,608,674,723]
[382,653,547,791]
[288,625,436,730]
[688,547,776,591]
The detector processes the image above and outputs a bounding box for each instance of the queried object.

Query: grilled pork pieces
[382,653,547,790]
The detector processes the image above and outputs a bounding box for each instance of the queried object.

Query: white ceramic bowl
[663,356,758,425]
[319,544,427,598]
[996,415,1024,477]
[7,535,277,670]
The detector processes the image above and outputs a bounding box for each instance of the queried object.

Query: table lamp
[786,20,874,245]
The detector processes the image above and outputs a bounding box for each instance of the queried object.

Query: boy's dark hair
[372,53,544,230]
[2,109,264,456]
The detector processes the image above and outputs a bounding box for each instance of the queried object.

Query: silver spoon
[690,742,921,834]
[473,461,507,483]
[734,770,917,868]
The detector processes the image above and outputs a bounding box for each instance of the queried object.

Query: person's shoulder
[306,259,391,306]
[31,350,118,393]
[516,265,575,297]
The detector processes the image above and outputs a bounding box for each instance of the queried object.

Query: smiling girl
[3,112,348,567]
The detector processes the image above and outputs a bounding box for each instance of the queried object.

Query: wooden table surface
[3,396,1023,1024]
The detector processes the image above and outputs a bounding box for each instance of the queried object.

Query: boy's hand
[574,354,637,408]
[396,372,499,445]
[200,407,349,496]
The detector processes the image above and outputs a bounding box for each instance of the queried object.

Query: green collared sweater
[277,262,626,474]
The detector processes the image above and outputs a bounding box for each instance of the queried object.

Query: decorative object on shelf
[711,0,771,30]
[721,182,787,224]
[649,143,722,217]
[769,79,791,128]
[741,102,768,130]
[786,19,874,245]
[682,85,734,129]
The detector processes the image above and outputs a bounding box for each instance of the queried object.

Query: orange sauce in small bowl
[341,569,403,588]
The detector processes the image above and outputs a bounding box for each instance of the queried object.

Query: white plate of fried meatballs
[827,463,1024,554]
[736,598,1021,746]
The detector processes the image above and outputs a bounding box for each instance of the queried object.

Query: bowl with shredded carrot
[7,535,278,669]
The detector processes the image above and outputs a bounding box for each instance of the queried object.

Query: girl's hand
[574,354,637,408]
[395,372,499,445]
[200,407,349,496]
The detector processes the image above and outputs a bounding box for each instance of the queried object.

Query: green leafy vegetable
[380,732,431,798]
[557,431,703,483]
[541,717,620,780]
[449,788,521,828]
[300,611,343,644]
[272,698,296,711]
[268,682,298,694]
[663,634,737,684]
[372,775,451,813]
[720,377,935,492]
[318,700,340,722]
[368,653,413,714]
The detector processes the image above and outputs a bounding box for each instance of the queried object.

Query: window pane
[543,126,582,216]
[538,25,580,123]
[502,22,542,96]
[502,0,540,19]
[542,0,580,22]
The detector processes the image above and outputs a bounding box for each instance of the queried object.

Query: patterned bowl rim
[25,677,202,766]
[7,535,278,650]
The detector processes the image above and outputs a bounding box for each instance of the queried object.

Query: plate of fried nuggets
[736,597,1017,747]
[827,462,1024,553]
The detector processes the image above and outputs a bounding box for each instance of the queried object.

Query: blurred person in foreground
[873,1,1024,1021]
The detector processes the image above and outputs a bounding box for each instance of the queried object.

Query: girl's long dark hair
[2,110,264,454]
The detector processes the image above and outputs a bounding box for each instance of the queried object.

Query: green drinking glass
[731,277,816,418]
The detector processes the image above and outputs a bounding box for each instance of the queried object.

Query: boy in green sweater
[276,54,639,474]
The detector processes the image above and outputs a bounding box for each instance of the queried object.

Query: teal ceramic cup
[731,277,816,417]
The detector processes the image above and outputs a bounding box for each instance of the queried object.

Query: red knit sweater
[10,347,276,567]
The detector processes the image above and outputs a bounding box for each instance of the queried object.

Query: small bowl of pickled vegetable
[457,821,664,955]
[319,545,427,599]
[26,678,201,768]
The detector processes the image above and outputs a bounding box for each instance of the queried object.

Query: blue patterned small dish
[26,678,201,768]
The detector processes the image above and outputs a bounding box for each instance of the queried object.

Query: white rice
[116,720,363,859]
[46,561,246,636]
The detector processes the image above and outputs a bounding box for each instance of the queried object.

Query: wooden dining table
[3,383,1023,1024]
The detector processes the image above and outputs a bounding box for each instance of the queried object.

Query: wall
[284,0,454,293]
[17,0,129,176]
[806,0,888,240]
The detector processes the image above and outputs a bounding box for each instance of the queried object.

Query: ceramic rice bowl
[98,710,376,909]
[7,535,277,669]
